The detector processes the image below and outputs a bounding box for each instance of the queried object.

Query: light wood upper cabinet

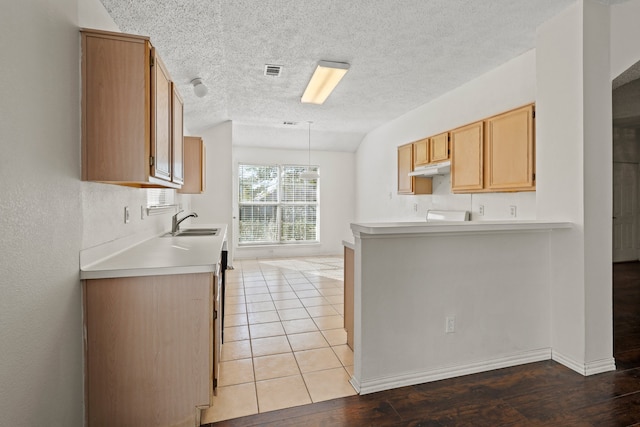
[81,29,183,189]
[451,104,535,193]
[172,84,184,185]
[429,132,449,163]
[485,104,535,191]
[179,136,206,194]
[451,121,484,192]
[413,138,429,167]
[398,143,432,195]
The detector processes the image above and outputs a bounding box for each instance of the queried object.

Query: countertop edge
[350,221,573,236]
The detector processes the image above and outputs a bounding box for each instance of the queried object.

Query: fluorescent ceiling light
[301,60,350,105]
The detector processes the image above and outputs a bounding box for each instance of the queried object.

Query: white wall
[355,49,537,223]
[190,121,234,260]
[536,0,615,373]
[610,0,640,80]
[233,146,355,258]
[1,0,83,425]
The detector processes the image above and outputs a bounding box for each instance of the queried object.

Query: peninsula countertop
[351,220,572,237]
[80,224,227,280]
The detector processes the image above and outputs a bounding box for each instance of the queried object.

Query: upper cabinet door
[485,104,535,191]
[413,138,429,167]
[151,49,172,182]
[171,84,184,185]
[81,31,150,183]
[451,121,484,193]
[429,132,449,163]
[398,143,414,194]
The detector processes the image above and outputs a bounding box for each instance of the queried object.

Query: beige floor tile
[251,335,291,357]
[282,318,318,334]
[247,310,280,324]
[324,295,345,305]
[277,308,310,321]
[243,279,267,287]
[219,358,254,386]
[226,303,247,315]
[345,365,354,377]
[245,293,273,303]
[270,291,298,300]
[200,382,258,423]
[224,325,250,342]
[300,297,330,307]
[247,301,277,313]
[287,277,311,285]
[321,329,347,346]
[224,313,248,327]
[256,375,311,412]
[221,340,252,361]
[295,289,322,298]
[226,296,246,305]
[253,352,300,381]
[303,367,357,403]
[294,347,342,373]
[226,288,245,297]
[332,303,344,315]
[290,283,315,291]
[318,288,344,296]
[287,331,329,351]
[249,321,285,338]
[332,344,354,366]
[306,305,339,317]
[274,299,304,310]
[244,286,270,295]
[313,315,344,331]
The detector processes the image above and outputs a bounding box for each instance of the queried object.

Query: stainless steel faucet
[171,211,198,234]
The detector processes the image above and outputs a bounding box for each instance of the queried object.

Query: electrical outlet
[140,205,145,220]
[413,203,418,212]
[479,205,485,216]
[446,316,455,334]
[124,206,130,224]
[509,205,517,218]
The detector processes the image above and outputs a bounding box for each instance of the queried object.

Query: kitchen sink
[162,228,220,237]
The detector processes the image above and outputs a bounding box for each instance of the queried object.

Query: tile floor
[201,256,356,424]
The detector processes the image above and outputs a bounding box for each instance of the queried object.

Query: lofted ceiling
[99,0,627,151]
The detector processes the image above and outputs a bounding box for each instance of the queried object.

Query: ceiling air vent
[264,64,282,77]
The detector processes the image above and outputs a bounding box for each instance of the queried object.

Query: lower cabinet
[84,271,220,427]
[343,245,354,351]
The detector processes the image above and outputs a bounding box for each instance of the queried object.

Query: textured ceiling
[99,0,623,151]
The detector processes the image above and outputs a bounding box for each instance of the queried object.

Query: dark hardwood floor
[206,262,640,426]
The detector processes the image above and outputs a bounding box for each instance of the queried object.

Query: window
[238,164,319,245]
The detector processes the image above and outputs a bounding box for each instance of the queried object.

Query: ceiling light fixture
[300,121,320,180]
[301,60,350,105]
[191,78,208,98]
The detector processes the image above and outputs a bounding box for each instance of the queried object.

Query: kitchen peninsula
[347,220,571,395]
[80,225,227,427]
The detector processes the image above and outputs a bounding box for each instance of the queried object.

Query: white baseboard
[357,348,552,395]
[552,350,616,376]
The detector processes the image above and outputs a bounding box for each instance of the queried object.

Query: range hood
[408,160,451,177]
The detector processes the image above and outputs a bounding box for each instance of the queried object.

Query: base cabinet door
[84,273,214,427]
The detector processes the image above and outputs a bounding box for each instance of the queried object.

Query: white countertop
[351,220,572,237]
[80,224,227,280]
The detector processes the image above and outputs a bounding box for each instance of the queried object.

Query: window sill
[238,241,320,249]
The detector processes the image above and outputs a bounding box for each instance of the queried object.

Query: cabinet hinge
[213,309,218,320]
[533,172,536,181]
[150,54,155,67]
[532,110,536,119]
[213,378,218,388]
[149,156,154,166]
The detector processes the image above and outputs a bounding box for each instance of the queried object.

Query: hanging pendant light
[300,121,320,180]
